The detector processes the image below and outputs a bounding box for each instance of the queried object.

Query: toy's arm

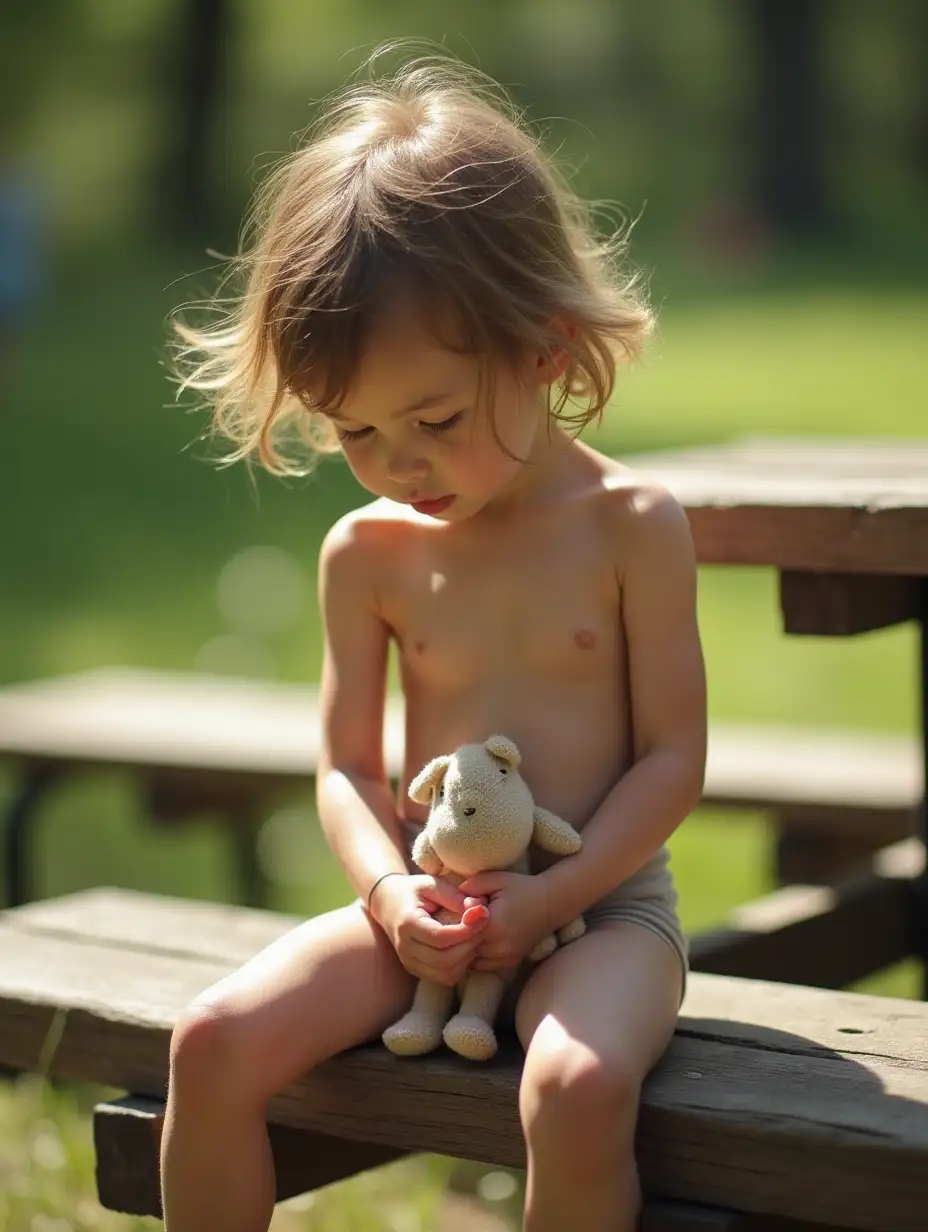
[532,807,583,855]
[411,828,443,876]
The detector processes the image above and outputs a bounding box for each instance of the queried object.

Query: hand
[456,871,550,972]
[372,873,490,987]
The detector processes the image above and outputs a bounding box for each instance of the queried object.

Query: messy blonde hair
[173,49,653,475]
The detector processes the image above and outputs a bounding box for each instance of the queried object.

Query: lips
[410,496,454,516]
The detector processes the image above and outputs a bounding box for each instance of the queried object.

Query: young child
[163,52,706,1232]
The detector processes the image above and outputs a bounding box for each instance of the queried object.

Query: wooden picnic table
[634,436,928,991]
[0,437,924,971]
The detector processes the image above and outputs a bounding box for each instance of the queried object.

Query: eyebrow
[327,390,459,424]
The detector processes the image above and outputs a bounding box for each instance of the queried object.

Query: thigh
[514,920,684,1080]
[190,900,415,1096]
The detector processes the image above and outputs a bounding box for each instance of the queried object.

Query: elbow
[656,746,705,817]
[682,748,707,814]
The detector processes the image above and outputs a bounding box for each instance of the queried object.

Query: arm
[535,485,707,930]
[315,513,408,908]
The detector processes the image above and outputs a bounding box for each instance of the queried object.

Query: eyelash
[337,411,464,443]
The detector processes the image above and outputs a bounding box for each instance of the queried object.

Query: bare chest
[384,536,620,690]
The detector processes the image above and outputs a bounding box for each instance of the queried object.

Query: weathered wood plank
[690,838,921,985]
[0,669,403,777]
[703,725,920,825]
[3,890,928,1228]
[5,859,928,1060]
[780,572,921,636]
[6,884,301,965]
[10,837,922,994]
[93,1095,406,1217]
[632,438,928,574]
[94,1096,751,1229]
[0,669,919,826]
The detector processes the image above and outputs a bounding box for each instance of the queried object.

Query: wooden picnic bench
[634,436,928,994]
[0,668,920,908]
[3,876,928,1230]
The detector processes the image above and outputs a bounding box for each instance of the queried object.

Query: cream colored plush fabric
[382,735,586,1062]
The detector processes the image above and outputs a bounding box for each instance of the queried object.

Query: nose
[385,444,429,483]
[463,806,476,817]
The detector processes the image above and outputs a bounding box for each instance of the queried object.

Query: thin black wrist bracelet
[367,871,404,909]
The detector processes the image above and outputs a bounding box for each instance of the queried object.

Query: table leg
[3,764,57,907]
[918,580,928,999]
[228,810,272,910]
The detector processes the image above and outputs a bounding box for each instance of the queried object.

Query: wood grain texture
[3,888,928,1228]
[93,1095,406,1217]
[94,1096,751,1229]
[632,438,928,574]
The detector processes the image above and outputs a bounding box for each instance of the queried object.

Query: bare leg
[161,901,414,1232]
[514,922,683,1232]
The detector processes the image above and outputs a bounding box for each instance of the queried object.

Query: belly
[398,673,632,837]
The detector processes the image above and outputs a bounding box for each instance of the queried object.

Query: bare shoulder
[319,498,417,599]
[321,498,413,565]
[584,449,695,575]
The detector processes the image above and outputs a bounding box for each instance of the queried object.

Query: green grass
[1,244,925,1227]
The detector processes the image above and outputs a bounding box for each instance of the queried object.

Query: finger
[421,877,470,915]
[461,904,489,927]
[411,945,477,986]
[412,937,476,980]
[413,914,487,949]
[462,895,487,911]
[457,874,498,897]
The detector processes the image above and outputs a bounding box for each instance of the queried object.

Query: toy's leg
[557,916,586,945]
[382,979,454,1056]
[442,971,508,1061]
[528,934,558,962]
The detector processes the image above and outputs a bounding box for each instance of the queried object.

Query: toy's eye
[499,767,508,775]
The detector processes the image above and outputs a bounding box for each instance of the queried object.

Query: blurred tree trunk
[912,3,928,182]
[750,0,831,239]
[158,0,232,237]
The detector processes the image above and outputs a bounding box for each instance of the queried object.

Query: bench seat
[0,669,921,904]
[2,884,928,1229]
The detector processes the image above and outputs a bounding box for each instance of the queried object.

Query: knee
[169,997,254,1104]
[520,1027,639,1173]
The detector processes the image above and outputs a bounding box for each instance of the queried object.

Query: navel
[574,628,597,650]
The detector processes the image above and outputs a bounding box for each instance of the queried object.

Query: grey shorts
[582,845,689,1003]
[397,820,689,1003]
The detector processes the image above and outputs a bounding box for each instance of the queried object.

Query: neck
[479,417,577,520]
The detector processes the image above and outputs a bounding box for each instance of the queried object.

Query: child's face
[321,302,549,521]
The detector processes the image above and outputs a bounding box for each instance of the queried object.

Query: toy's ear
[484,734,521,769]
[408,755,452,804]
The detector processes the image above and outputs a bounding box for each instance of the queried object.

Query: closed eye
[421,411,464,435]
[336,424,375,443]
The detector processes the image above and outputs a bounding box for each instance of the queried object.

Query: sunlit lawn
[1,245,924,1228]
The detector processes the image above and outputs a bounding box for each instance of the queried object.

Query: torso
[352,443,647,867]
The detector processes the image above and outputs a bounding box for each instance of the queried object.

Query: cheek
[340,445,381,490]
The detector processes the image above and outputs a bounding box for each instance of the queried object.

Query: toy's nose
[463,806,476,816]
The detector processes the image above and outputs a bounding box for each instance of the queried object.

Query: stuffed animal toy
[382,734,586,1062]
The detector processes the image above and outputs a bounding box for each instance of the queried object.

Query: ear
[484,734,521,769]
[535,317,577,384]
[408,755,451,804]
